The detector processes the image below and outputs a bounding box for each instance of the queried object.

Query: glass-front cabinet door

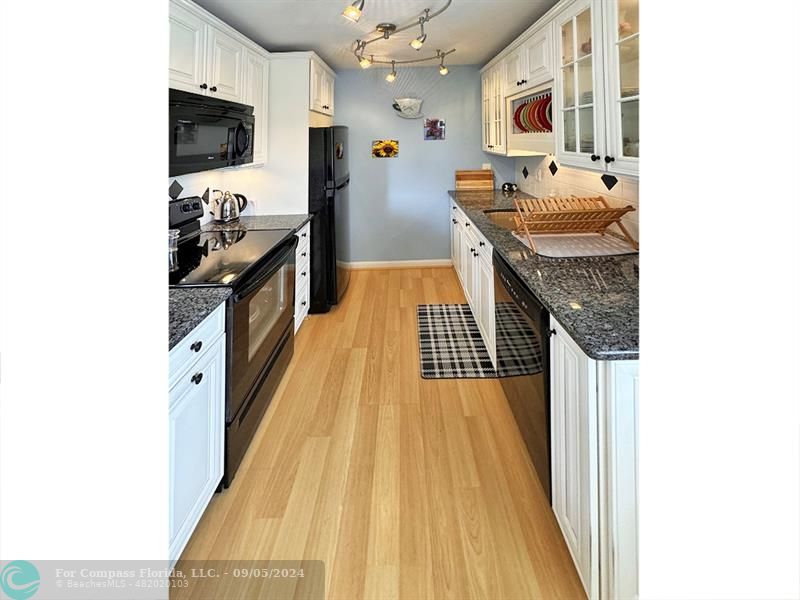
[603,0,639,176]
[555,0,606,170]
[481,72,491,151]
[491,66,506,154]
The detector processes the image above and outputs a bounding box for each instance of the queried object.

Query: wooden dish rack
[513,196,638,253]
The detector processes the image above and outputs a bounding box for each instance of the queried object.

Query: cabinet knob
[604,155,615,163]
[465,222,470,227]
[191,372,203,385]
[302,233,307,237]
[199,83,208,90]
[452,218,457,224]
[591,154,600,161]
[522,79,527,84]
[301,301,307,306]
[209,86,217,92]
[301,251,307,257]
[302,271,307,276]
[549,329,556,337]
[470,247,475,252]
[479,241,485,247]
[190,341,203,353]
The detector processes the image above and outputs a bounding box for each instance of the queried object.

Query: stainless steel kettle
[208,190,248,223]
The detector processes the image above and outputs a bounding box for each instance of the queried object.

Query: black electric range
[169,197,298,487]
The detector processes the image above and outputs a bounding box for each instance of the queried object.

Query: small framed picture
[372,139,399,158]
[424,119,445,141]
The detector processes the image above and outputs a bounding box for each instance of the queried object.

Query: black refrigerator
[308,126,350,313]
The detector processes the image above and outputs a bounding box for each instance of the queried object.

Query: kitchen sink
[483,209,518,231]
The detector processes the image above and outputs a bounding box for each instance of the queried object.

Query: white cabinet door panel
[169,334,225,566]
[551,317,599,598]
[206,27,244,102]
[244,50,269,165]
[522,23,555,89]
[169,3,207,94]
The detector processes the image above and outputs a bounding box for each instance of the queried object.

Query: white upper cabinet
[555,0,639,176]
[309,57,335,116]
[169,3,207,94]
[206,26,245,103]
[601,0,639,176]
[521,22,556,90]
[244,50,269,164]
[554,0,607,171]
[481,65,506,154]
[504,23,555,97]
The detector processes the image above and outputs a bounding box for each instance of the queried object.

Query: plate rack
[511,89,553,135]
[512,196,638,253]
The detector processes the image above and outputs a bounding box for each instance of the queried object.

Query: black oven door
[169,89,254,176]
[228,237,296,423]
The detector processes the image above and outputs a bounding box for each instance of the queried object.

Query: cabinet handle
[452,218,457,224]
[591,154,600,161]
[549,329,556,337]
[301,251,307,257]
[190,341,203,353]
[465,222,470,227]
[302,233,307,237]
[604,155,615,163]
[209,86,217,92]
[452,206,457,210]
[199,83,208,90]
[302,271,307,276]
[301,300,307,306]
[470,247,475,252]
[479,241,485,247]
[521,79,527,84]
[191,372,203,385]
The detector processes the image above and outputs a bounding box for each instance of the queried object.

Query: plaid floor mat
[417,304,543,379]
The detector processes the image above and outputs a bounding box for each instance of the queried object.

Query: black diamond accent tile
[168,179,183,200]
[202,187,210,203]
[522,166,529,179]
[601,174,618,191]
[548,161,558,176]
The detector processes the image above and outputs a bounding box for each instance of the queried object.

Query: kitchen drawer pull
[301,300,307,306]
[190,341,203,353]
[479,241,485,247]
[465,222,470,227]
[452,218,457,224]
[301,271,307,276]
[301,251,307,257]
[191,372,203,385]
[200,83,208,90]
[301,232,307,237]
[210,86,217,92]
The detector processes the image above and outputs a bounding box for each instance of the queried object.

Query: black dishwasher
[493,251,551,501]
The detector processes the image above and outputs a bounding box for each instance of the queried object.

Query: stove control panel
[169,196,204,228]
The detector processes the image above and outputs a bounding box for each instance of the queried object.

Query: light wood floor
[176,268,585,600]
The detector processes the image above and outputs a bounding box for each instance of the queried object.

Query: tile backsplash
[515,156,639,242]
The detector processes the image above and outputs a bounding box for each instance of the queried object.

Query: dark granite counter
[202,214,311,233]
[448,190,639,361]
[169,288,231,350]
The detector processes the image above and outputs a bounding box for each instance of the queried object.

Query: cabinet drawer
[475,229,493,263]
[296,262,310,290]
[296,222,311,248]
[169,302,226,390]
[294,281,310,332]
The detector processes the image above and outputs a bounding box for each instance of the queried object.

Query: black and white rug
[416,304,543,379]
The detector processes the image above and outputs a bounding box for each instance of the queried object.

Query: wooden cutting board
[455,170,494,191]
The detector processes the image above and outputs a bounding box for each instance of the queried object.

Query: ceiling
[194,0,559,70]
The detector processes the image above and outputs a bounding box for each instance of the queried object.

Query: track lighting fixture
[386,61,397,82]
[439,52,448,75]
[342,0,365,23]
[359,55,373,69]
[409,18,427,50]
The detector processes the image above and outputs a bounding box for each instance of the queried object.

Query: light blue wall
[334,65,516,262]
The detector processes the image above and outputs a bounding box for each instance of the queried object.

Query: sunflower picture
[372,139,399,158]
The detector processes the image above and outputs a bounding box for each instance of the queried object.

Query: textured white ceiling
[193,0,558,70]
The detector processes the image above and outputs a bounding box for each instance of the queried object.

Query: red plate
[537,96,551,132]
[540,96,552,131]
[513,103,527,133]
[528,98,543,132]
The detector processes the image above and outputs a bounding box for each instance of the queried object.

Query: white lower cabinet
[550,316,639,600]
[169,304,226,567]
[294,223,311,332]
[450,201,496,368]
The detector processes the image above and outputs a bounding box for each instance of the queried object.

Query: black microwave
[169,89,254,176]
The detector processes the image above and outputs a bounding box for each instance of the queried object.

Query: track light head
[359,55,372,69]
[342,0,365,23]
[386,61,397,82]
[409,19,426,50]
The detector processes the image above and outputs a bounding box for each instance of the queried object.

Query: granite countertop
[169,288,231,350]
[448,190,639,361]
[169,287,232,350]
[202,214,311,233]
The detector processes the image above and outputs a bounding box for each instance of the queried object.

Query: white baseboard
[343,259,453,270]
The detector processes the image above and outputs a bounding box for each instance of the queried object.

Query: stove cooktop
[169,228,293,287]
